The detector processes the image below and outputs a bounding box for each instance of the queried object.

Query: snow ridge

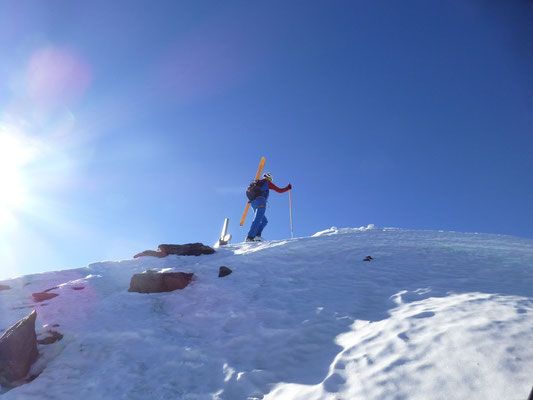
[0,227,532,399]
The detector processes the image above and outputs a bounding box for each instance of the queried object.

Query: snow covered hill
[1,226,532,400]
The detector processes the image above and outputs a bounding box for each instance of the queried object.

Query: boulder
[218,266,233,278]
[134,243,215,258]
[128,272,194,294]
[134,250,166,258]
[0,310,38,386]
[0,285,10,291]
[158,243,215,256]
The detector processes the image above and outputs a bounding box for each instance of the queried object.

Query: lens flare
[26,46,92,108]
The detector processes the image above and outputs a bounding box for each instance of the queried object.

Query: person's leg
[247,205,266,238]
[256,214,268,237]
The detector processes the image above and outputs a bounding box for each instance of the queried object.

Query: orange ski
[240,157,266,226]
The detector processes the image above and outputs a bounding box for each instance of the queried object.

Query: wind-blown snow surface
[1,226,532,399]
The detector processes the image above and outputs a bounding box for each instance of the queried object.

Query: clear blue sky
[1,0,532,279]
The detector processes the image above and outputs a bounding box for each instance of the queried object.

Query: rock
[0,285,11,291]
[363,256,373,261]
[128,272,194,294]
[37,330,63,345]
[218,266,232,278]
[0,310,39,386]
[158,243,215,256]
[133,250,166,258]
[134,243,215,258]
[32,292,59,303]
[72,286,85,290]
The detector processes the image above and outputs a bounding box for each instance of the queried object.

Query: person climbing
[246,172,292,242]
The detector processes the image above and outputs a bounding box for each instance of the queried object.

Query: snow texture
[0,226,532,399]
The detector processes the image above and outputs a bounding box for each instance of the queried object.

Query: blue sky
[0,0,532,279]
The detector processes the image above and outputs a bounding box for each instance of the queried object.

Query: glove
[287,184,292,190]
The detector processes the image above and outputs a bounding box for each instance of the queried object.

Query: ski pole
[289,189,294,239]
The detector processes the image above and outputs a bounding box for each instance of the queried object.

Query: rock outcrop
[128,272,194,293]
[0,285,10,291]
[134,243,215,258]
[0,310,38,386]
[158,243,215,256]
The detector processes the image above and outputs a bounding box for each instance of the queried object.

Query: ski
[240,157,266,226]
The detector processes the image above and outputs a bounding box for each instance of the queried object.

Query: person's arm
[268,181,292,193]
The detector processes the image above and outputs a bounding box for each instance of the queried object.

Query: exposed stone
[134,243,215,258]
[128,272,194,294]
[32,292,59,303]
[218,266,233,278]
[37,330,63,345]
[72,286,85,291]
[134,250,166,258]
[0,285,11,291]
[158,243,215,256]
[0,310,38,386]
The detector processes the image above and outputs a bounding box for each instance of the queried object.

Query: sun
[0,131,32,221]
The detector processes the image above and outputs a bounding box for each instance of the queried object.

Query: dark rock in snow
[158,243,215,256]
[218,266,232,278]
[133,250,166,258]
[134,243,215,258]
[0,310,38,386]
[37,330,63,345]
[72,286,85,290]
[363,256,373,261]
[32,292,59,303]
[0,285,11,291]
[128,272,194,293]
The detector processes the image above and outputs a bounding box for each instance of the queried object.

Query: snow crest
[0,228,532,399]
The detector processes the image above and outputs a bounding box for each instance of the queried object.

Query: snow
[0,226,532,399]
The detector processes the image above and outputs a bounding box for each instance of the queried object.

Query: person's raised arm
[268,181,292,193]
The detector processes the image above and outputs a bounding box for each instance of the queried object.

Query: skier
[246,172,292,242]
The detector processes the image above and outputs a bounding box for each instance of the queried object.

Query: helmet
[262,172,273,181]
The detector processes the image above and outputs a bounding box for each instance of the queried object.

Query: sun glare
[0,131,32,221]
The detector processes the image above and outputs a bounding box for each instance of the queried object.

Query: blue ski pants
[247,198,268,238]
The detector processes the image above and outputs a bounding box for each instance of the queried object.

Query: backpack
[246,179,265,201]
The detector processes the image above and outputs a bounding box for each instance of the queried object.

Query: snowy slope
[0,226,532,400]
